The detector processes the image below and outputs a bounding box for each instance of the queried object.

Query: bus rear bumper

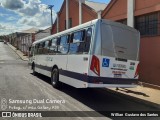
[88,83,137,88]
[87,76,138,88]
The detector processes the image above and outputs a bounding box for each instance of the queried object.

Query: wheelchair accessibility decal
[102,58,110,67]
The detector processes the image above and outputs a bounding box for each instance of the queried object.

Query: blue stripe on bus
[34,64,138,85]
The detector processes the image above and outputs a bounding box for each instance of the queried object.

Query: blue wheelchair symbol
[102,58,110,67]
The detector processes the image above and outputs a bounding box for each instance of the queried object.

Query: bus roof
[32,19,139,45]
[32,19,99,45]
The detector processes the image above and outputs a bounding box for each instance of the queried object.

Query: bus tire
[51,68,61,88]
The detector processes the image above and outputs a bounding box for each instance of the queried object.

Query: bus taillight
[90,55,100,76]
[134,63,139,78]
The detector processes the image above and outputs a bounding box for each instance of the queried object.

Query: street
[0,42,159,120]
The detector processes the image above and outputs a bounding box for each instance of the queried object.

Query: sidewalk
[107,85,160,109]
[8,43,29,61]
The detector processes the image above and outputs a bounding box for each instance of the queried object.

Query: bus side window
[42,42,45,54]
[84,28,92,53]
[38,42,44,54]
[77,30,86,53]
[70,33,74,43]
[57,35,69,54]
[44,40,49,54]
[67,34,70,43]
[37,43,41,55]
[49,38,57,54]
[29,46,34,57]
[34,45,37,55]
[69,30,84,54]
[37,43,40,54]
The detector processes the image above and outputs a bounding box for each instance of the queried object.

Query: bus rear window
[101,24,140,61]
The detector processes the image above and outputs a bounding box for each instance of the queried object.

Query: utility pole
[66,0,69,29]
[48,5,54,34]
[127,0,135,27]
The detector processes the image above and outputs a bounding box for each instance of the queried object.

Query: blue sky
[0,0,110,35]
[42,0,110,12]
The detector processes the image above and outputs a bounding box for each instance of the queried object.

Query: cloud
[0,13,9,17]
[17,0,57,28]
[18,0,41,16]
[0,0,57,35]
[17,11,56,28]
[0,0,24,10]
[0,24,6,30]
[7,16,17,21]
[0,22,31,35]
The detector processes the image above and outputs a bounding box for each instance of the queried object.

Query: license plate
[114,74,122,78]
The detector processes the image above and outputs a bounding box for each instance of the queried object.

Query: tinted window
[84,28,92,53]
[57,35,69,54]
[29,46,34,57]
[43,41,49,54]
[69,31,84,54]
[34,44,38,55]
[101,23,139,60]
[73,31,83,42]
[69,28,92,54]
[49,38,57,54]
[38,42,45,54]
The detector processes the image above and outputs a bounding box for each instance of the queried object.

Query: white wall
[127,0,135,27]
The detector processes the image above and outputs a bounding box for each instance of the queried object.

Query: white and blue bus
[29,19,140,88]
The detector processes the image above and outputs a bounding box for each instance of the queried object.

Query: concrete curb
[105,88,160,109]
[7,43,29,61]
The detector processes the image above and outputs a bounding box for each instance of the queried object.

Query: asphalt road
[0,42,159,120]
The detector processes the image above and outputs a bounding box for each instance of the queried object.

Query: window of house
[57,35,69,54]
[135,12,158,36]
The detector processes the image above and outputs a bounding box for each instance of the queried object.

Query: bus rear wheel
[51,68,61,88]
